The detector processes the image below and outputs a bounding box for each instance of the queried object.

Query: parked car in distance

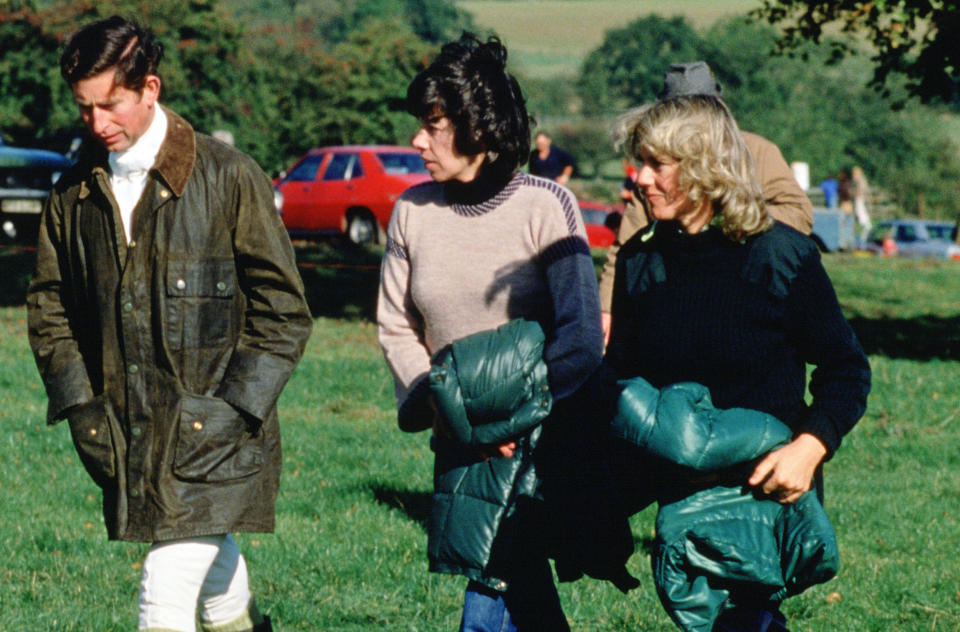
[274,145,431,244]
[863,219,960,260]
[579,200,622,249]
[0,140,72,242]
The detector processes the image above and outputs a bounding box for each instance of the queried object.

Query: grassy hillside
[457,0,762,77]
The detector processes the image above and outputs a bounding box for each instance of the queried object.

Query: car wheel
[347,213,377,245]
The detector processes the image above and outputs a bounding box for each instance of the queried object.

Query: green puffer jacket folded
[610,376,839,632]
[430,319,553,448]
[429,319,635,593]
[428,319,551,590]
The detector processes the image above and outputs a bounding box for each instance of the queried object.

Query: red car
[275,145,431,244]
[579,200,623,248]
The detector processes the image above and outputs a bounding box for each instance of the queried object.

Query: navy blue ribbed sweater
[605,221,870,457]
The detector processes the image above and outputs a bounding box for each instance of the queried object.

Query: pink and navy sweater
[378,171,603,426]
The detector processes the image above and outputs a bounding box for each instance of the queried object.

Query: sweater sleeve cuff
[798,410,842,458]
[397,374,433,432]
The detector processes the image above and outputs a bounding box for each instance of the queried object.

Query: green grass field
[457,0,763,77]
[1,244,959,630]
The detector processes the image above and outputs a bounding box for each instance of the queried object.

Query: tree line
[2,0,957,217]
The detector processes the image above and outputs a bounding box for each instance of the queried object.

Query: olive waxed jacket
[27,107,313,542]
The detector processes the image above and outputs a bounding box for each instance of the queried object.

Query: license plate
[1,199,42,214]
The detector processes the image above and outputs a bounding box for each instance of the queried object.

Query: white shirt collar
[108,105,168,179]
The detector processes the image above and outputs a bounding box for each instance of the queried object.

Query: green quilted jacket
[428,319,552,591]
[610,376,839,632]
[429,319,635,592]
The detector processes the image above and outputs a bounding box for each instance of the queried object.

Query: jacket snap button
[131,426,141,437]
[123,302,134,312]
[176,279,186,290]
[540,384,549,392]
[540,400,549,408]
[216,281,227,292]
[127,364,139,374]
[192,420,203,431]
[160,189,169,198]
[88,427,98,437]
[129,488,140,498]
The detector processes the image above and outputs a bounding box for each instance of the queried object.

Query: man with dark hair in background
[27,15,312,632]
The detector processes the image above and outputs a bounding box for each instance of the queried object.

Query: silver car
[864,219,960,260]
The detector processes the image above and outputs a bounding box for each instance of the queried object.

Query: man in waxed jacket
[26,16,311,632]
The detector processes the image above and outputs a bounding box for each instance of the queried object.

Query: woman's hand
[483,441,517,459]
[431,396,516,459]
[748,433,827,504]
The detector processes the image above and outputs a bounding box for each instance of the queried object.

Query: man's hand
[748,433,827,504]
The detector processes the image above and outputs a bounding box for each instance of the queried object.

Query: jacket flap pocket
[174,393,262,482]
[166,259,236,298]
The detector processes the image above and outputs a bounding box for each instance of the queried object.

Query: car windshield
[285,154,323,182]
[378,152,428,175]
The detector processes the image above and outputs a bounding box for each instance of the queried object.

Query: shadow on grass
[635,534,655,556]
[368,483,431,530]
[0,246,36,307]
[847,315,960,361]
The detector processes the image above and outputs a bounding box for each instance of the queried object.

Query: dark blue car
[0,140,73,241]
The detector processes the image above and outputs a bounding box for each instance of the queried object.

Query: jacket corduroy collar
[79,104,196,198]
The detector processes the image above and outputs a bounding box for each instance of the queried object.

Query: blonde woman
[605,95,870,632]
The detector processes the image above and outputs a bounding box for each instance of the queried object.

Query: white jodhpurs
[137,534,263,632]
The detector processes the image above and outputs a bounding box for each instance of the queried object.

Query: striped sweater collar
[448,171,524,217]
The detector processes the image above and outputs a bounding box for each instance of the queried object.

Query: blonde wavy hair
[615,95,772,241]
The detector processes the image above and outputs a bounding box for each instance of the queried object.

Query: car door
[312,152,362,231]
[278,153,326,230]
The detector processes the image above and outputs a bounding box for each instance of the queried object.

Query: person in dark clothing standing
[605,95,870,632]
[528,132,576,185]
[27,16,311,632]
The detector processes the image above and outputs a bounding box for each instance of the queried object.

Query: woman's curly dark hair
[407,33,531,181]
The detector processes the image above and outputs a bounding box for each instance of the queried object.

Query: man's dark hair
[60,15,163,91]
[406,32,531,182]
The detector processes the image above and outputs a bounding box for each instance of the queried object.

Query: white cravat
[109,106,167,243]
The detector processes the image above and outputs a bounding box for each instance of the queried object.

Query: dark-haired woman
[377,33,603,631]
[606,95,870,631]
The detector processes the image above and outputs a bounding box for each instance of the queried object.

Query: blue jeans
[713,605,789,632]
[459,557,568,632]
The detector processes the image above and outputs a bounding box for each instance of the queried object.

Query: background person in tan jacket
[598,61,813,340]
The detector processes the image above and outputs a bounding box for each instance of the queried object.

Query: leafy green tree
[0,0,436,173]
[231,0,474,45]
[577,15,712,116]
[752,0,960,104]
[0,2,87,144]
[244,18,433,173]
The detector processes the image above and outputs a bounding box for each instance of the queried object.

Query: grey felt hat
[659,61,723,99]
